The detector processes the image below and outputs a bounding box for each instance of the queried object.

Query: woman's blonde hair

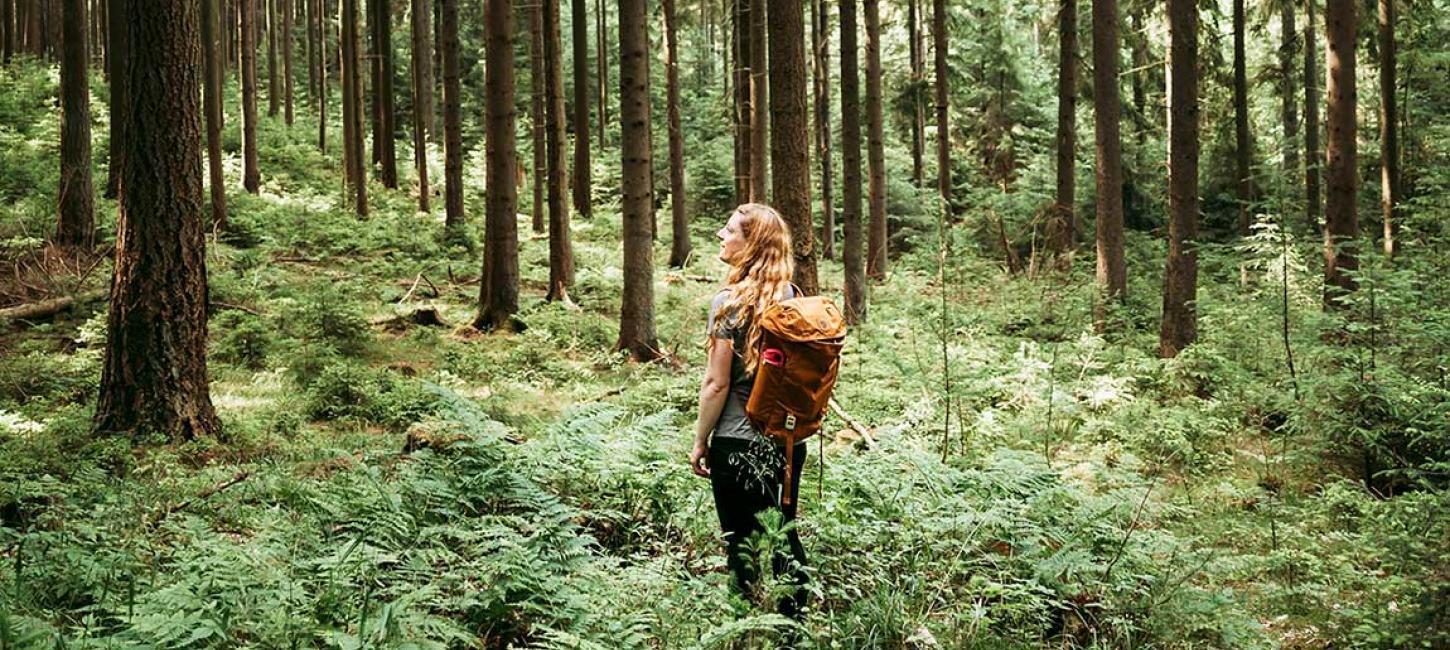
[712,203,795,372]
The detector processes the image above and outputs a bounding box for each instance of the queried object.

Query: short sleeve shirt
[707,286,796,442]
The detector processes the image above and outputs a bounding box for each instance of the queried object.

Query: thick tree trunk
[1279,2,1298,189]
[342,0,367,213]
[544,0,573,299]
[56,0,93,249]
[811,0,833,260]
[1048,0,1076,255]
[1323,0,1356,308]
[664,0,689,267]
[441,0,461,229]
[1379,0,1396,257]
[748,0,766,201]
[104,0,127,197]
[203,0,227,229]
[617,0,658,360]
[268,0,278,117]
[95,0,221,440]
[932,0,949,206]
[907,0,922,187]
[1160,0,1197,358]
[1232,0,1251,235]
[768,0,815,294]
[529,0,544,232]
[1092,0,1126,329]
[283,0,293,124]
[374,0,397,187]
[410,0,431,212]
[1303,0,1320,232]
[570,0,590,218]
[864,0,885,280]
[839,0,864,322]
[475,0,518,329]
[242,0,259,192]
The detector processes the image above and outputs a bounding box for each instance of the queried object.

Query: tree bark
[95,0,220,440]
[104,0,127,197]
[1160,0,1197,358]
[570,0,590,218]
[375,0,397,187]
[907,0,922,187]
[748,0,766,201]
[1303,0,1320,232]
[282,0,293,124]
[664,0,689,267]
[316,0,327,151]
[864,0,885,280]
[441,0,461,229]
[1323,0,1356,308]
[1092,0,1126,329]
[1232,0,1251,235]
[529,0,544,232]
[475,0,518,329]
[544,0,572,299]
[840,0,864,322]
[268,0,278,117]
[203,0,227,229]
[1048,0,1076,256]
[3,0,12,64]
[342,0,367,213]
[56,0,93,249]
[1378,0,1396,257]
[932,0,949,207]
[617,0,658,360]
[768,0,814,294]
[305,0,314,101]
[811,0,833,260]
[242,0,259,192]
[1279,1,1298,191]
[595,0,605,149]
[410,0,431,212]
[731,0,748,204]
[367,0,377,164]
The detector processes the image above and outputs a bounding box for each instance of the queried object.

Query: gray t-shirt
[707,286,796,442]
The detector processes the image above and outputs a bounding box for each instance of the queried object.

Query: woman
[688,203,809,619]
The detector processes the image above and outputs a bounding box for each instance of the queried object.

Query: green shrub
[211,310,274,369]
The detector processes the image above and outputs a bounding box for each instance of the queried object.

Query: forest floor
[2,59,1447,649]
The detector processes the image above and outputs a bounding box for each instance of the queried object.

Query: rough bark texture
[1232,0,1251,235]
[1379,0,1396,257]
[544,0,573,299]
[316,0,327,151]
[410,0,431,212]
[839,0,865,323]
[1279,1,1298,188]
[731,0,748,204]
[932,0,949,207]
[768,0,815,294]
[374,0,397,188]
[56,0,93,249]
[4,0,14,64]
[595,0,606,149]
[1160,0,1197,358]
[104,0,127,197]
[1048,0,1076,255]
[908,0,922,187]
[570,0,590,218]
[864,0,885,280]
[811,0,833,260]
[95,0,221,440]
[1303,0,1320,232]
[203,0,227,228]
[529,0,544,232]
[342,0,367,214]
[748,0,766,201]
[441,0,462,229]
[268,0,277,117]
[476,0,518,329]
[617,0,658,360]
[282,0,292,124]
[242,0,259,192]
[1092,0,1126,328]
[664,0,689,267]
[305,0,314,101]
[1323,0,1356,308]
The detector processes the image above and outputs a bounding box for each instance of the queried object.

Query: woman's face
[717,211,747,265]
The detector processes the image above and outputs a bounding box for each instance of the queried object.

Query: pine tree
[203,0,227,228]
[410,0,432,212]
[617,0,658,360]
[840,0,865,322]
[1323,0,1357,308]
[476,0,518,329]
[1048,0,1077,255]
[1232,0,1252,235]
[242,0,260,192]
[1303,0,1320,233]
[570,0,590,218]
[768,0,815,294]
[441,0,462,230]
[104,0,127,198]
[811,0,833,259]
[1379,0,1397,256]
[864,0,886,280]
[1092,0,1126,329]
[1160,0,1197,358]
[664,0,689,267]
[932,0,949,206]
[55,0,93,249]
[544,0,573,299]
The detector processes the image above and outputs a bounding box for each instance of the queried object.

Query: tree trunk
[932,0,949,207]
[1279,1,1298,191]
[1378,0,1396,257]
[431,0,440,134]
[316,0,327,151]
[617,0,658,360]
[94,0,221,440]
[1160,0,1197,358]
[304,0,314,101]
[811,0,833,260]
[375,0,397,187]
[907,0,922,187]
[595,0,605,149]
[1232,0,1251,235]
[282,0,293,124]
[242,0,259,192]
[342,0,367,213]
[410,0,431,212]
[1303,0,1320,233]
[840,0,864,322]
[440,0,461,229]
[56,0,93,249]
[768,0,814,294]
[664,0,689,267]
[203,0,227,229]
[1048,0,1076,256]
[475,0,518,329]
[1092,0,1125,329]
[268,0,278,117]
[544,0,573,299]
[529,0,544,232]
[1323,0,1356,308]
[104,0,127,197]
[3,0,12,64]
[748,0,766,201]
[570,0,590,218]
[367,0,377,164]
[731,0,748,204]
[864,0,885,280]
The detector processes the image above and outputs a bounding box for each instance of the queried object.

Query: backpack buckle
[784,414,797,431]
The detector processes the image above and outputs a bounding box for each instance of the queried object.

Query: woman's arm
[689,337,735,476]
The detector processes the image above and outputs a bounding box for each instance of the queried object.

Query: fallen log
[829,397,877,449]
[0,290,107,324]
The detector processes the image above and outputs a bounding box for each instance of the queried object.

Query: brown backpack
[744,293,847,506]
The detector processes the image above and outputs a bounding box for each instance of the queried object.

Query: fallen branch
[829,397,876,449]
[0,290,107,324]
[371,306,448,329]
[152,470,252,524]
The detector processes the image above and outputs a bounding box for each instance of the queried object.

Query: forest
[0,0,1448,645]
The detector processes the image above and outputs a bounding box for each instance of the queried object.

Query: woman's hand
[689,442,710,477]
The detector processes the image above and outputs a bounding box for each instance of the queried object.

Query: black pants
[708,436,809,618]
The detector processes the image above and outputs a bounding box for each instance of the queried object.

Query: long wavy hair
[713,203,795,373]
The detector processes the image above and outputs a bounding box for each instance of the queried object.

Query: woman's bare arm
[689,337,734,476]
